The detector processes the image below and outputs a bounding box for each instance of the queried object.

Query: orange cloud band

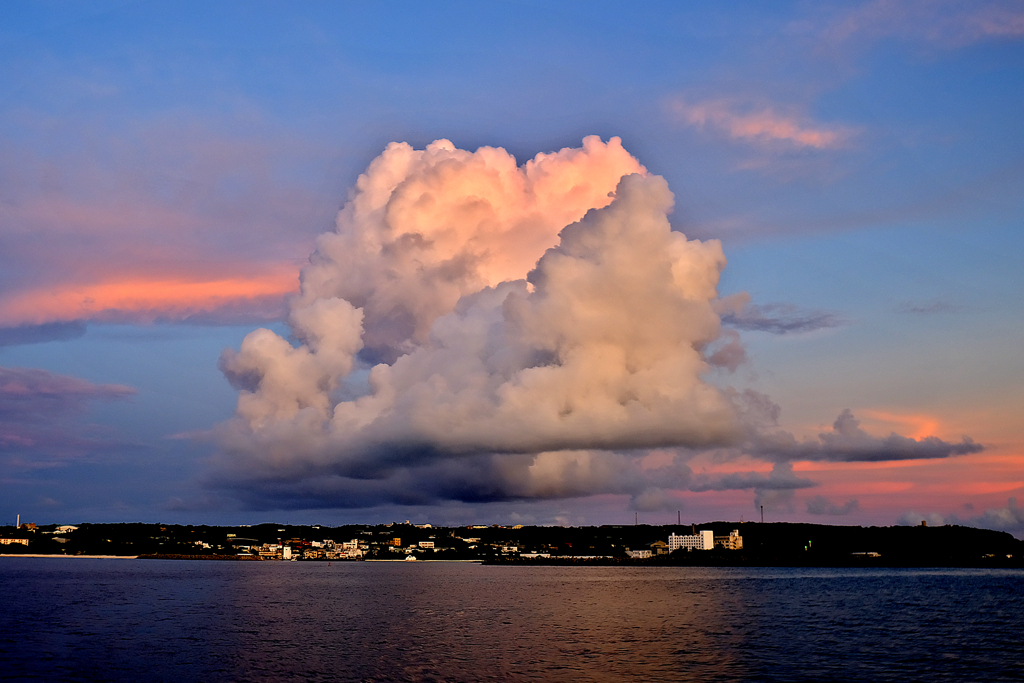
[0,270,299,326]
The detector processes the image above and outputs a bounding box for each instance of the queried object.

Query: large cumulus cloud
[211,137,983,511]
[297,135,646,364]
[213,138,742,501]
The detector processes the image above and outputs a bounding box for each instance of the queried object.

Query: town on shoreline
[2,519,1021,567]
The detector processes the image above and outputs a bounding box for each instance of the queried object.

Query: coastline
[0,554,139,559]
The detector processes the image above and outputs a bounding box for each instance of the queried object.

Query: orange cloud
[859,409,940,440]
[670,98,853,149]
[793,459,934,472]
[0,268,298,326]
[0,123,331,330]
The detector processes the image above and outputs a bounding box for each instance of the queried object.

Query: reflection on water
[1,560,1021,682]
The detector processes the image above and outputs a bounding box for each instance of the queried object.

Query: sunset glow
[859,410,941,440]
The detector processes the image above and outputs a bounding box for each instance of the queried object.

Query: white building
[627,549,652,559]
[668,530,714,551]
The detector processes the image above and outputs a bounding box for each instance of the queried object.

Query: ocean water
[0,559,1021,682]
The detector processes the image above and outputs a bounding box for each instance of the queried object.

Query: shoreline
[0,554,139,559]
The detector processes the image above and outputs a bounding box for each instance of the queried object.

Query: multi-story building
[668,530,714,551]
[714,530,743,550]
[257,544,281,559]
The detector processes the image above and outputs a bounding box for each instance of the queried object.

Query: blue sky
[2,1,1022,532]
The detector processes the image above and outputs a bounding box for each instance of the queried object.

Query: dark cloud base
[750,409,983,463]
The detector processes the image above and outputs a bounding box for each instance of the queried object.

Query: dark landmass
[1,520,1021,567]
[490,522,1024,568]
[136,554,260,561]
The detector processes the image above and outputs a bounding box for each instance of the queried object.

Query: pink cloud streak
[0,270,298,327]
[670,98,853,150]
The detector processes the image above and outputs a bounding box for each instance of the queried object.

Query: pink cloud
[0,120,330,327]
[670,98,854,150]
[858,409,940,441]
[823,0,1024,48]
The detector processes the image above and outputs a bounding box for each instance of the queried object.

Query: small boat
[404,555,418,561]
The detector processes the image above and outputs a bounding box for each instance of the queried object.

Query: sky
[2,0,1023,535]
